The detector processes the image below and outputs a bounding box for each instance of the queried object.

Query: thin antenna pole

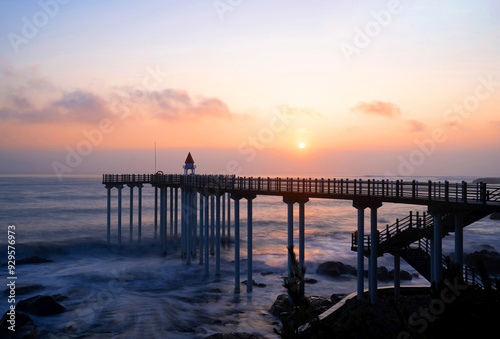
[155,142,157,173]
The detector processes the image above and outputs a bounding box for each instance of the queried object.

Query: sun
[298,142,306,149]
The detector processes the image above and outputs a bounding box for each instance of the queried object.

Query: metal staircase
[352,208,495,288]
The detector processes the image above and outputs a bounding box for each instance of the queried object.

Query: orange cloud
[149,89,232,120]
[0,62,235,124]
[350,100,402,118]
[407,119,426,132]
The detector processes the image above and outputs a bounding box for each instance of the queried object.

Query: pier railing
[413,238,497,289]
[103,174,500,205]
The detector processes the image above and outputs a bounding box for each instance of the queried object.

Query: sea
[1,174,499,338]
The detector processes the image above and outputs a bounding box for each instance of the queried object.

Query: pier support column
[246,194,257,292]
[138,184,142,242]
[216,193,221,276]
[394,254,400,297]
[454,213,464,275]
[298,198,308,285]
[186,190,192,265]
[162,187,167,255]
[106,185,111,245]
[231,194,242,293]
[192,191,197,258]
[129,185,134,242]
[283,195,309,294]
[283,197,295,278]
[368,202,382,304]
[199,193,204,265]
[353,201,367,299]
[210,195,215,256]
[117,185,123,245]
[204,194,210,276]
[180,190,184,256]
[154,187,158,239]
[170,187,174,237]
[432,211,443,285]
[227,192,231,239]
[222,193,226,239]
[175,187,178,237]
[160,187,164,249]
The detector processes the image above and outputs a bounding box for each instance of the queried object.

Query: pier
[102,162,500,304]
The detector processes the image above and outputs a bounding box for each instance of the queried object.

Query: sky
[0,0,499,177]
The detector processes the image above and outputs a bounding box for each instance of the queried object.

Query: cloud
[149,89,232,120]
[275,105,322,118]
[0,90,113,124]
[54,91,113,123]
[350,100,402,118]
[407,119,426,132]
[0,61,234,124]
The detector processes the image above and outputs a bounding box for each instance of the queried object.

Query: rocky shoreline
[316,261,415,281]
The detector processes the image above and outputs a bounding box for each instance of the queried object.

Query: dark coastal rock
[331,294,345,304]
[270,294,289,316]
[308,296,335,316]
[52,294,68,302]
[270,294,335,318]
[316,261,356,276]
[17,295,66,316]
[317,261,412,281]
[205,333,263,339]
[16,256,52,266]
[399,270,413,281]
[0,310,37,339]
[377,266,392,281]
[3,284,44,297]
[386,268,413,281]
[260,271,273,276]
[241,280,266,288]
[490,212,500,220]
[304,278,318,284]
[466,249,500,275]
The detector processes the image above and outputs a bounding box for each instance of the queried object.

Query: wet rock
[304,278,318,284]
[331,294,345,304]
[0,310,37,339]
[466,249,500,275]
[490,212,500,220]
[270,294,334,318]
[17,295,66,316]
[260,271,273,276]
[3,285,44,297]
[241,280,266,288]
[52,294,68,302]
[317,261,356,276]
[399,270,413,281]
[15,256,52,266]
[377,266,392,281]
[205,333,263,339]
[269,294,290,316]
[308,296,334,316]
[318,261,412,281]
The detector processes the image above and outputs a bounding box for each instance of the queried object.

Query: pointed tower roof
[184,152,195,164]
